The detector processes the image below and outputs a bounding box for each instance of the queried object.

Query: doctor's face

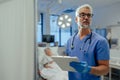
[76,7,93,28]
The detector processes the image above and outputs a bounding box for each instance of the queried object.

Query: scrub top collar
[76,32,92,42]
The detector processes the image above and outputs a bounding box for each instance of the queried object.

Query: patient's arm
[43,63,51,68]
[43,61,54,68]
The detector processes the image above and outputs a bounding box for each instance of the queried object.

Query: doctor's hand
[70,61,91,73]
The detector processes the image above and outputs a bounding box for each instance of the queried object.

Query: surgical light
[57,14,72,28]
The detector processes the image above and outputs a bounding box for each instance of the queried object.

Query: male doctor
[65,4,110,80]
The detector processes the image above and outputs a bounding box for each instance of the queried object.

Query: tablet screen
[51,56,78,72]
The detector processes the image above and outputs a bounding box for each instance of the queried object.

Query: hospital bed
[37,47,68,80]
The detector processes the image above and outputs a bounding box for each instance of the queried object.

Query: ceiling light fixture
[57,14,72,28]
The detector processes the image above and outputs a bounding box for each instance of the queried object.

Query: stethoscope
[71,32,92,53]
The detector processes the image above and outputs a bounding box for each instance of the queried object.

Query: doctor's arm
[90,60,109,76]
[70,60,109,76]
[90,39,110,76]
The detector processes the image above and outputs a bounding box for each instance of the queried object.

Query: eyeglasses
[78,13,93,18]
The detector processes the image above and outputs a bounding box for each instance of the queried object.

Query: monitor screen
[42,35,55,43]
[111,38,118,45]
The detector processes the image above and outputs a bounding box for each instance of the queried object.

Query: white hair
[75,4,93,17]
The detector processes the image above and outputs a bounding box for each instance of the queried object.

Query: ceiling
[38,0,120,15]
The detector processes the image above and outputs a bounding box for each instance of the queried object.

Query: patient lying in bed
[39,48,68,80]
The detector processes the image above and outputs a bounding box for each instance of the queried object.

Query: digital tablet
[51,56,79,72]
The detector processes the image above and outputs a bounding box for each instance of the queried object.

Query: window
[94,28,107,38]
[50,15,71,46]
[37,13,43,43]
[50,16,59,43]
[37,24,41,43]
[61,27,71,46]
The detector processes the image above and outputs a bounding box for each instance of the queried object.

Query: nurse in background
[106,31,112,48]
[65,4,110,80]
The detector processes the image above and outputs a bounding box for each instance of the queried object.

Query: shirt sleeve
[95,38,110,60]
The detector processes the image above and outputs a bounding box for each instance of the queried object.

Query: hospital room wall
[93,2,120,28]
[0,0,35,80]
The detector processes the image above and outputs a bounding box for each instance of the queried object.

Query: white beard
[77,22,89,29]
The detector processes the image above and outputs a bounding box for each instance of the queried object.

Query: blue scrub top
[66,32,110,80]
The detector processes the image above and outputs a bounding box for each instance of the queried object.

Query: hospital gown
[39,54,68,80]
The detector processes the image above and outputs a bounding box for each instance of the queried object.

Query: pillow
[49,47,58,56]
[37,47,47,62]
